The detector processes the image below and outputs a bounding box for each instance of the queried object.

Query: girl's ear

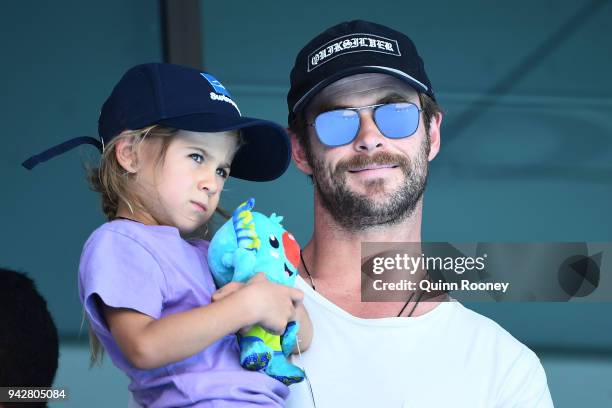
[115,136,139,173]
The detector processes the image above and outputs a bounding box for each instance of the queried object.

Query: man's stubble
[306,136,430,231]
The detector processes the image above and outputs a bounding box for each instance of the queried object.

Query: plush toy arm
[232,247,258,283]
[281,321,300,357]
[221,252,234,269]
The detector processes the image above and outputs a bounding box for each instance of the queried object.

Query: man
[285,20,553,407]
[0,267,59,408]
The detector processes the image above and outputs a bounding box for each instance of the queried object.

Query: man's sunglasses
[307,102,422,147]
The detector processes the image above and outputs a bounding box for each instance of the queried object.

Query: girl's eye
[189,153,204,164]
[216,168,229,179]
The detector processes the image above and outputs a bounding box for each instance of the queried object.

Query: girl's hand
[243,273,304,335]
[211,281,245,302]
[212,281,253,335]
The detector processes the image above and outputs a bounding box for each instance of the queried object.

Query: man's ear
[427,112,442,162]
[288,128,313,175]
[115,136,139,173]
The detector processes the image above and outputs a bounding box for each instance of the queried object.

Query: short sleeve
[79,228,167,334]
[496,348,554,407]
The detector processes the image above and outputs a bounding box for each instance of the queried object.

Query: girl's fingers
[211,281,245,301]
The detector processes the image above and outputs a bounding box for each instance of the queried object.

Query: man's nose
[351,111,386,152]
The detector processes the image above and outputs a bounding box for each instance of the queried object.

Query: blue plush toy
[208,198,305,385]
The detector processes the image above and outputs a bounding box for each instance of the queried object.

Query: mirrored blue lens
[374,103,420,138]
[314,109,360,146]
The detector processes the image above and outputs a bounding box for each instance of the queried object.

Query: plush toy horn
[232,198,261,252]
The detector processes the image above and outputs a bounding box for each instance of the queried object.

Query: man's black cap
[287,20,435,120]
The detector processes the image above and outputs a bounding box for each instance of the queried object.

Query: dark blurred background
[1,1,611,406]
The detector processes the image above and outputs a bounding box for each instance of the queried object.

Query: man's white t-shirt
[287,277,554,408]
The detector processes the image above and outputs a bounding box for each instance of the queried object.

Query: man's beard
[307,137,430,231]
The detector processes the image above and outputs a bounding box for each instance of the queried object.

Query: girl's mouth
[191,201,208,213]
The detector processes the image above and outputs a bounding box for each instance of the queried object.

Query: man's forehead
[308,73,418,111]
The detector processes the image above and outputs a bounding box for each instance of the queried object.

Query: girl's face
[136,130,238,234]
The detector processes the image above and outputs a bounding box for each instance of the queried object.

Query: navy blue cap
[23,63,291,182]
[287,20,435,120]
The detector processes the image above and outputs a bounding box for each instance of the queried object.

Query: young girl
[23,63,312,407]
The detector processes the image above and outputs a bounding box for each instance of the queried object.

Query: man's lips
[348,164,398,173]
[191,201,208,213]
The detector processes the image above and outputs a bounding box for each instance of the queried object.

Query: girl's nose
[197,172,217,195]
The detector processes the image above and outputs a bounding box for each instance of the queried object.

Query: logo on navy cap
[201,72,241,115]
[201,73,232,97]
[308,33,401,72]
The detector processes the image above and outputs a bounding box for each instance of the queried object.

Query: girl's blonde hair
[87,125,176,221]
[84,125,233,365]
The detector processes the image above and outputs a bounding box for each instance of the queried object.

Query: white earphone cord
[295,336,317,408]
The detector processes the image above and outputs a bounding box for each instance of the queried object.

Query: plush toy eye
[269,234,279,248]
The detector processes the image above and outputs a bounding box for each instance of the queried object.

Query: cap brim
[160,114,290,182]
[292,66,431,113]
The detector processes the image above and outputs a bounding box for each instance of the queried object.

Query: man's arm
[292,302,313,352]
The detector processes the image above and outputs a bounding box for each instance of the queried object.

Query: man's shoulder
[447,300,541,362]
[450,303,553,406]
[449,301,520,338]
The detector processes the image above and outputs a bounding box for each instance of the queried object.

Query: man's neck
[299,194,439,318]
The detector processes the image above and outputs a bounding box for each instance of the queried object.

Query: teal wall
[2,0,162,337]
[2,1,611,407]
